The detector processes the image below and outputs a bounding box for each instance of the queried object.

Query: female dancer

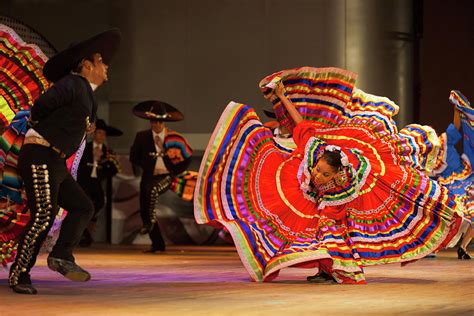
[194,67,465,284]
[430,90,473,259]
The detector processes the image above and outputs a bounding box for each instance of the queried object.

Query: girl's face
[311,158,337,186]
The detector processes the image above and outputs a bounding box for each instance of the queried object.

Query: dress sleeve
[293,121,318,149]
[445,123,462,146]
[441,123,463,175]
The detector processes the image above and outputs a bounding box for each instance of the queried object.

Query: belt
[23,136,66,158]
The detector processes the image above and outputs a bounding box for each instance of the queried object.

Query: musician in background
[77,119,122,247]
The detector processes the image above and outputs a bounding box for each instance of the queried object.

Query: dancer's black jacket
[30,74,97,157]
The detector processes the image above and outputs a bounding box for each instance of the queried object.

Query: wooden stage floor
[0,245,472,315]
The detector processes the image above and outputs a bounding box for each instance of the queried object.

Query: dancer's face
[280,125,290,135]
[93,129,107,144]
[82,53,109,86]
[150,120,165,133]
[311,158,337,185]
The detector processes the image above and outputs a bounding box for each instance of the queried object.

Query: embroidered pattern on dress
[254,150,319,237]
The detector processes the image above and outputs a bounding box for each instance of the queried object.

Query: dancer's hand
[275,81,303,124]
[86,122,96,135]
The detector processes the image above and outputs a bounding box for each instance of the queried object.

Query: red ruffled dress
[194,67,465,283]
[0,24,74,267]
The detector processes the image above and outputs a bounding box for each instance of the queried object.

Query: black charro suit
[77,141,118,246]
[77,141,119,220]
[129,129,191,251]
[130,130,158,182]
[9,74,96,286]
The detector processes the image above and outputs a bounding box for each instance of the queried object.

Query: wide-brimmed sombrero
[132,100,184,121]
[263,108,276,119]
[95,119,123,136]
[43,28,121,82]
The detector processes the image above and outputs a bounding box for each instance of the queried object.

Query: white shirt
[152,129,168,174]
[90,141,104,178]
[25,128,43,138]
[93,141,103,153]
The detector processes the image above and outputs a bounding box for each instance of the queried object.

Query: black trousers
[80,179,105,222]
[139,175,173,251]
[78,179,105,246]
[9,144,94,285]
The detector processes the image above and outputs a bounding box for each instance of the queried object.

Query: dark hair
[72,55,95,73]
[320,150,342,172]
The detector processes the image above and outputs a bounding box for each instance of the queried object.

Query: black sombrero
[95,119,123,136]
[43,28,121,82]
[263,108,276,119]
[132,100,184,122]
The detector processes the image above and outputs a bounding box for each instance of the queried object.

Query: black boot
[458,247,472,260]
[10,283,38,295]
[9,274,38,295]
[47,257,91,281]
[307,270,336,283]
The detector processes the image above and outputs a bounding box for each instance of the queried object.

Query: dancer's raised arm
[453,107,461,130]
[275,82,303,124]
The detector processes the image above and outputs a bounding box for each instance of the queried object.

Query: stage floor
[0,245,473,315]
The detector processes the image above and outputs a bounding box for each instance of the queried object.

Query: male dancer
[130,100,192,253]
[9,29,121,294]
